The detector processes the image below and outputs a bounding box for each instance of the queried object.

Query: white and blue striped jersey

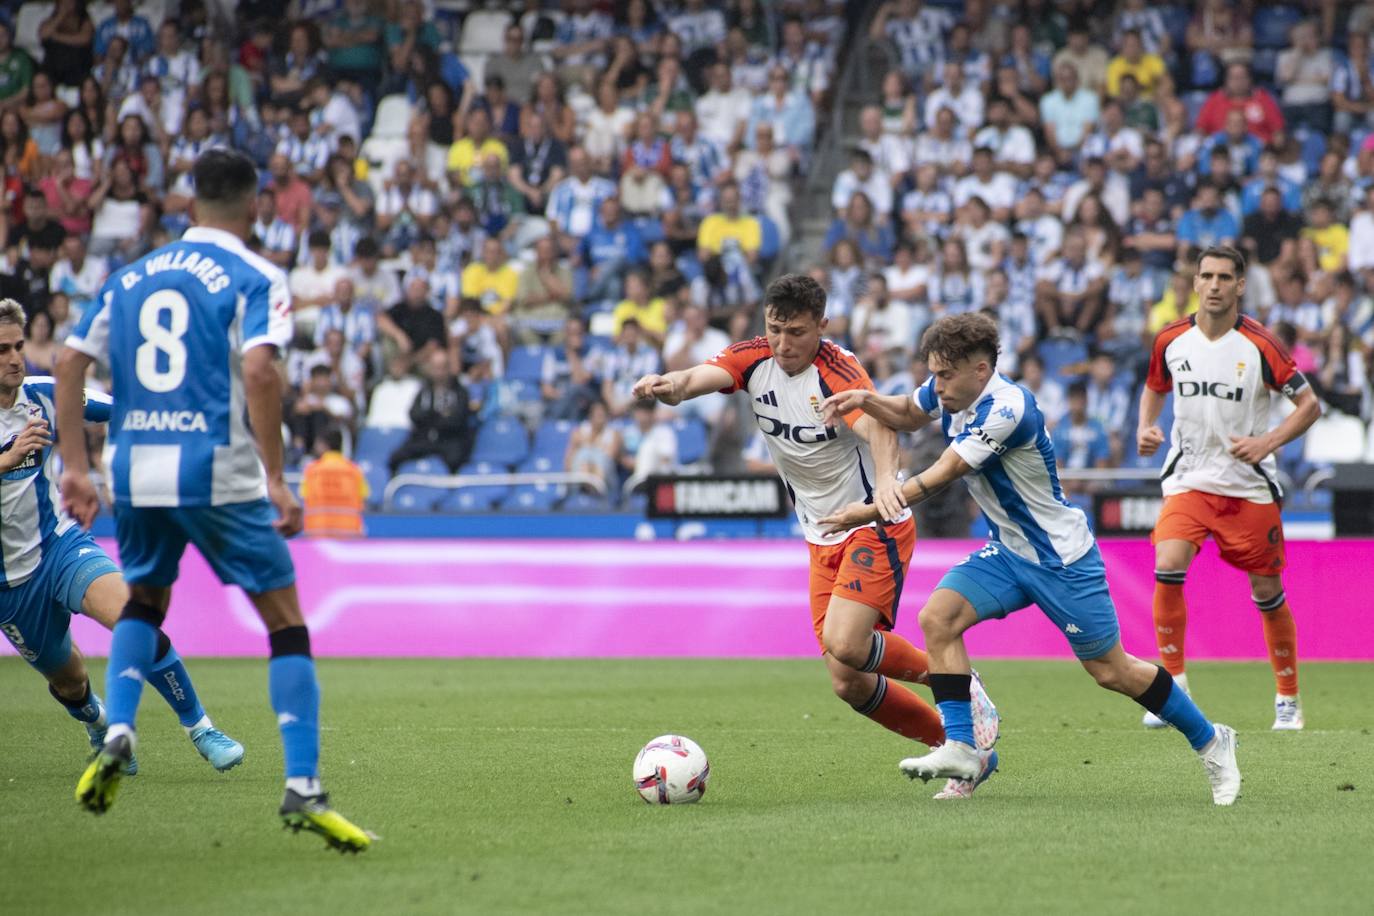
[0,379,112,587]
[915,373,1094,568]
[66,226,293,508]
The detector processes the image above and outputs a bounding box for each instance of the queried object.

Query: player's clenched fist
[632,373,684,405]
[1137,424,1165,457]
[0,418,51,472]
[821,389,869,426]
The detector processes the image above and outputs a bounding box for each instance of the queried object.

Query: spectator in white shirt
[858,105,911,188]
[831,148,893,218]
[924,61,985,133]
[972,96,1036,178]
[953,147,1017,222]
[695,63,754,152]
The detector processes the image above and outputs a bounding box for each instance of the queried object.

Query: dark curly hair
[919,312,1000,369]
[764,273,827,323]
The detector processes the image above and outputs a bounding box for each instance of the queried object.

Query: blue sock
[105,618,159,729]
[268,627,320,779]
[149,646,207,728]
[50,681,103,724]
[1160,682,1216,750]
[929,673,976,746]
[936,700,975,746]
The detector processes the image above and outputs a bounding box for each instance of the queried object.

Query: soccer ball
[633,735,710,804]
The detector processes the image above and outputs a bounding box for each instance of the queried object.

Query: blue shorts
[0,528,122,674]
[115,500,296,595]
[937,542,1121,660]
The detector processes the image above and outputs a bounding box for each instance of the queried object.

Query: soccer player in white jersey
[56,149,372,851]
[1138,246,1321,730]
[819,313,1242,805]
[0,299,243,774]
[632,275,1000,800]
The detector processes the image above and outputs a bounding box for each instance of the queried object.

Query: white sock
[286,777,322,797]
[105,723,137,751]
[183,714,212,737]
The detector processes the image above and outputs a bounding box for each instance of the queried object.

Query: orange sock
[854,676,945,747]
[861,631,930,684]
[1257,594,1299,695]
[1152,574,1189,677]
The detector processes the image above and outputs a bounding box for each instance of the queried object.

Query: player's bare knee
[918,603,956,641]
[828,668,870,705]
[1082,658,1126,693]
[821,633,869,670]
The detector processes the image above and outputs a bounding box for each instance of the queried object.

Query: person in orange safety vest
[301,429,368,538]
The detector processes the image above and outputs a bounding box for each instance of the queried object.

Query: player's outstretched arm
[1136,385,1167,457]
[54,346,99,528]
[821,388,930,431]
[818,446,972,535]
[631,364,734,406]
[851,414,907,524]
[243,345,303,538]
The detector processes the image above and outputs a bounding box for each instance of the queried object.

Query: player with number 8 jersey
[58,149,371,851]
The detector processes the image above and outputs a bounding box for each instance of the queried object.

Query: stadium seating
[454,460,513,507]
[671,417,709,466]
[470,417,531,467]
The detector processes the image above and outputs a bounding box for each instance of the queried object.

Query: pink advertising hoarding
[8,538,1372,661]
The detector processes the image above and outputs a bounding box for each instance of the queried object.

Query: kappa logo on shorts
[77,548,94,557]
[850,546,876,568]
[1064,624,1083,634]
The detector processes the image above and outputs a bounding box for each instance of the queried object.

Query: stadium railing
[380,470,609,510]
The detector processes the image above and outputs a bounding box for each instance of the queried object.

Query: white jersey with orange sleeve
[1146,314,1309,503]
[706,338,912,545]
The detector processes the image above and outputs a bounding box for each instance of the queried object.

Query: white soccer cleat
[899,740,981,783]
[1272,694,1304,730]
[969,669,1000,749]
[1198,723,1241,806]
[932,748,999,800]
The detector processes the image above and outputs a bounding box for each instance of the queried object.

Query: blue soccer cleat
[84,721,138,776]
[190,724,245,772]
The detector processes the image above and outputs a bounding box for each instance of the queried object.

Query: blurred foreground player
[819,313,1242,805]
[58,149,372,851]
[1138,246,1321,730]
[0,299,243,774]
[633,275,1000,800]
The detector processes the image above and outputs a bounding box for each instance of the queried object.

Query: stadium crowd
[2,0,1372,514]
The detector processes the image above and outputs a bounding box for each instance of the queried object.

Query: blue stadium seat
[1254,6,1301,49]
[1159,6,1191,51]
[505,379,544,403]
[502,486,561,511]
[439,488,501,512]
[561,490,609,512]
[758,215,781,261]
[672,417,709,465]
[1299,130,1327,176]
[355,426,407,470]
[516,456,567,503]
[1037,337,1088,384]
[532,419,576,461]
[396,456,448,477]
[469,417,530,467]
[391,484,448,511]
[455,460,512,506]
[506,345,548,383]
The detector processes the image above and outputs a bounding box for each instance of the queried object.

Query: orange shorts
[1152,490,1286,574]
[807,516,916,649]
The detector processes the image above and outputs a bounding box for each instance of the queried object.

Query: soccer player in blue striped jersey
[0,299,244,773]
[56,149,372,850]
[818,313,1242,805]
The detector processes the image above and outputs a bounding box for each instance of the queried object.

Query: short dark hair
[918,312,1000,369]
[764,273,827,323]
[1067,380,1088,399]
[320,428,344,453]
[193,149,258,207]
[1197,245,1246,274]
[355,236,380,259]
[309,229,330,249]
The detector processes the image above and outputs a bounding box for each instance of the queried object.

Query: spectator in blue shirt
[1240,149,1303,215]
[579,196,646,308]
[1176,181,1239,259]
[1052,382,1112,493]
[1198,109,1262,178]
[94,0,154,62]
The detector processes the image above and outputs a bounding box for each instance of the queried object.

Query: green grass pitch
[3,658,1371,915]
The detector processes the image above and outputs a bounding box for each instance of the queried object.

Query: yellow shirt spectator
[446,137,509,187]
[1301,224,1349,273]
[1106,53,1168,98]
[612,296,668,339]
[1148,287,1200,334]
[697,213,762,256]
[462,261,520,315]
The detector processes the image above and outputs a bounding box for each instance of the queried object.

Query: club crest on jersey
[1236,361,1246,379]
[809,395,823,419]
